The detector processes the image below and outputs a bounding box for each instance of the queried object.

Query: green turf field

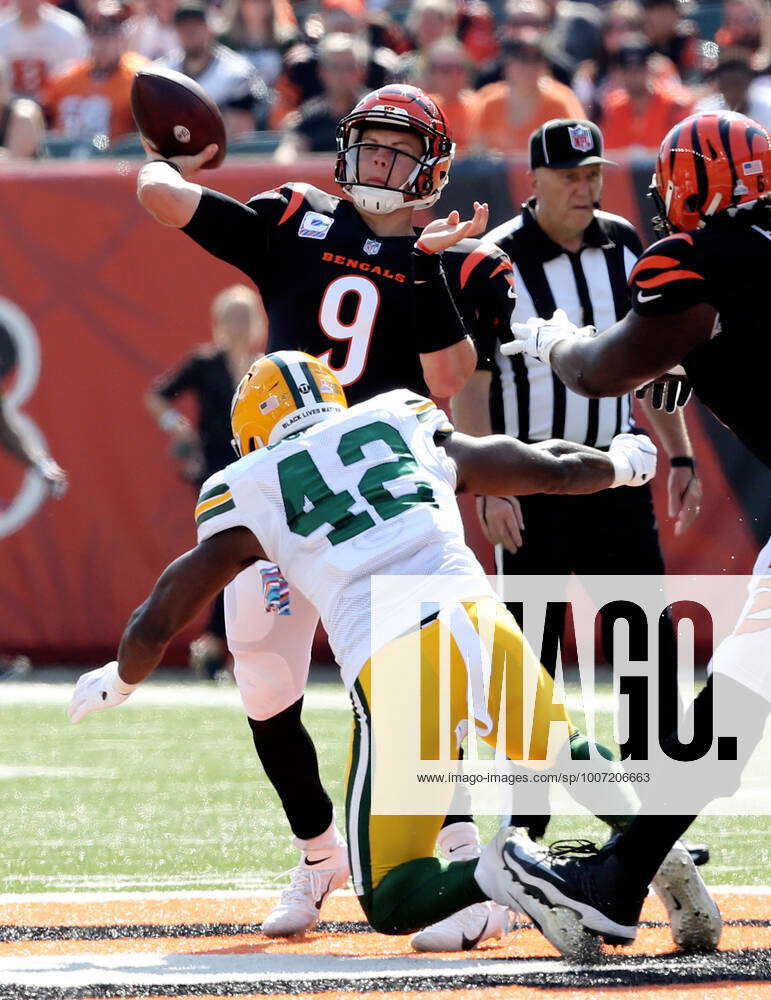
[1,670,769,894]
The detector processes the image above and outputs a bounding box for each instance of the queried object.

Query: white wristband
[105,661,137,696]
[608,448,635,488]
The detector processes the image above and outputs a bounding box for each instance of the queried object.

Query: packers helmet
[231,351,347,455]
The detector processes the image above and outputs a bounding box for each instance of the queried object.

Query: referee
[452,118,703,836]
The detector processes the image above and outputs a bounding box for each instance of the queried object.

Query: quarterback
[70,350,662,942]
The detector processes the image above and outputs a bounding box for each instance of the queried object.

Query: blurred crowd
[0,0,770,160]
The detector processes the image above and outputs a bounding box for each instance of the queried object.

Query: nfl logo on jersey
[363,239,381,255]
[568,125,593,152]
[299,211,333,239]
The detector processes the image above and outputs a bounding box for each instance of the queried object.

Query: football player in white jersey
[69,350,660,945]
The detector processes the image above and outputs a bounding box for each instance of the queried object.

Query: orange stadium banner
[0,156,767,662]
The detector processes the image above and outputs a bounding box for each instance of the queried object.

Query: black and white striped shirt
[482,199,643,448]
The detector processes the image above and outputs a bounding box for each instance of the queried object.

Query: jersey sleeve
[400,393,458,489]
[446,242,516,371]
[402,393,455,436]
[194,470,248,544]
[469,245,516,371]
[628,233,710,317]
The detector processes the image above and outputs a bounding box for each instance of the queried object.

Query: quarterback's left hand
[415,201,488,254]
[501,309,595,365]
[68,661,136,724]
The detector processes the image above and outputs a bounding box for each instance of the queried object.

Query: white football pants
[224,561,320,721]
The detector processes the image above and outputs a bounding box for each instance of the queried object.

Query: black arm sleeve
[181,188,272,283]
[411,250,469,354]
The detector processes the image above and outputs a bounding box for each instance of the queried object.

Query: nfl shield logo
[363,239,381,255]
[568,125,593,153]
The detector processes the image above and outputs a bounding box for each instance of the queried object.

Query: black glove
[634,368,692,413]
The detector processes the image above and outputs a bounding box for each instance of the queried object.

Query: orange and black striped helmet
[651,111,771,233]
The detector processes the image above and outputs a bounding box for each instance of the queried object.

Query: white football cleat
[411,899,513,952]
[411,821,515,952]
[652,840,722,951]
[261,842,350,937]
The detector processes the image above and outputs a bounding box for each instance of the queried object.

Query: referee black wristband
[670,456,696,469]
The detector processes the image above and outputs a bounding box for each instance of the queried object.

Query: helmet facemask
[340,129,434,214]
[335,88,455,214]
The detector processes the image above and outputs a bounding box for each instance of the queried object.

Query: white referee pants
[224,561,319,721]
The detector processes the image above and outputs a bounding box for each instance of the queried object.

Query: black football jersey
[182,183,515,405]
[629,219,771,470]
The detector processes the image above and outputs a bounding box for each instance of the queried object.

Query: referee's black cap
[529,119,617,170]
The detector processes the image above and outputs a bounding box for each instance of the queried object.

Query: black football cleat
[497,833,646,946]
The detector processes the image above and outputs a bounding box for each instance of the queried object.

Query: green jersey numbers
[277,420,437,545]
[278,449,375,545]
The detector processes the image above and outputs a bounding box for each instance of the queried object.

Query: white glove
[68,661,136,724]
[500,308,596,364]
[608,433,658,488]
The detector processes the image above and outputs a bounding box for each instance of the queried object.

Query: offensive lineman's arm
[68,527,264,722]
[444,430,656,497]
[520,302,717,398]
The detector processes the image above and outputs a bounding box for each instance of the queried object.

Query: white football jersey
[195,390,494,688]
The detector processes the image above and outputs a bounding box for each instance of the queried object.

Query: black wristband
[411,247,443,284]
[150,159,183,174]
[670,456,696,469]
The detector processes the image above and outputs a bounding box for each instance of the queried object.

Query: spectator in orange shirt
[424,37,476,152]
[470,33,584,155]
[44,2,148,147]
[598,35,693,152]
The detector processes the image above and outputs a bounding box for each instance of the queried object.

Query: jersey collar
[521,197,616,261]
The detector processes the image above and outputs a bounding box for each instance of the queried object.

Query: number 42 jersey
[194,390,494,688]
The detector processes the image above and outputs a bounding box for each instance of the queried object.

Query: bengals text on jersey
[182,182,515,405]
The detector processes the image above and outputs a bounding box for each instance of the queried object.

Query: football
[130,66,227,168]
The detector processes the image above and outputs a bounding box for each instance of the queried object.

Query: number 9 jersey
[182,182,515,403]
[194,390,494,688]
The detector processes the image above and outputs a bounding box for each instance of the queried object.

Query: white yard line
[0,952,658,987]
[0,885,765,906]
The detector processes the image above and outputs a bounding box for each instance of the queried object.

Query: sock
[567,731,637,833]
[292,813,347,862]
[611,678,715,885]
[436,821,480,859]
[442,747,474,828]
[248,696,333,840]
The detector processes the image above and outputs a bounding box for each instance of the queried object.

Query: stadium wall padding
[0,156,768,662]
